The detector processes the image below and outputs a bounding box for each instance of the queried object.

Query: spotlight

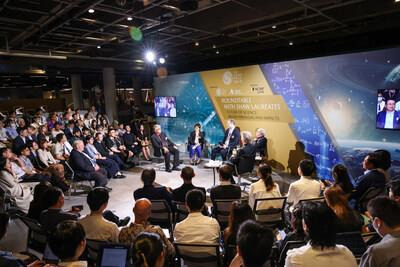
[195,41,199,46]
[88,8,95,13]
[97,45,101,49]
[145,50,155,62]
[212,44,216,49]
[216,50,220,54]
[127,17,132,21]
[272,25,277,29]
[159,57,165,64]
[289,41,293,46]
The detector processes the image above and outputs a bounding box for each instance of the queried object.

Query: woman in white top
[248,164,282,211]
[37,139,59,167]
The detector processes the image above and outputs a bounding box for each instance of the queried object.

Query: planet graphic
[384,64,400,86]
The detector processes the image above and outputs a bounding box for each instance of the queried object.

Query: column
[71,74,83,109]
[102,67,117,122]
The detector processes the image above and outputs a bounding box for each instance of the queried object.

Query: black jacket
[254,136,267,157]
[188,131,205,147]
[230,143,256,174]
[69,149,96,180]
[94,141,110,157]
[172,183,206,203]
[210,184,241,202]
[220,128,240,149]
[151,133,175,157]
[134,185,173,208]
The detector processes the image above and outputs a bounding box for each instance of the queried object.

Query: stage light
[212,44,216,49]
[272,25,277,29]
[216,50,220,54]
[145,51,155,62]
[127,17,132,21]
[88,8,95,13]
[396,0,400,3]
[289,41,293,46]
[97,45,101,49]
[159,57,165,64]
[195,41,199,46]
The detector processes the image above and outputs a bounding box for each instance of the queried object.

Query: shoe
[104,186,113,192]
[113,174,126,179]
[166,168,172,173]
[172,166,181,171]
[118,216,130,227]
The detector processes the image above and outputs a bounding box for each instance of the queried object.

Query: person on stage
[211,119,240,161]
[254,128,268,159]
[150,124,180,172]
[188,123,205,165]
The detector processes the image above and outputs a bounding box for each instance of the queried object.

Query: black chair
[173,201,189,224]
[253,197,287,229]
[86,239,108,265]
[298,197,325,205]
[18,215,47,254]
[0,186,22,217]
[148,199,174,236]
[359,187,386,212]
[232,159,256,191]
[174,242,222,267]
[65,161,93,195]
[278,240,306,267]
[223,244,237,267]
[212,199,239,229]
[336,231,367,258]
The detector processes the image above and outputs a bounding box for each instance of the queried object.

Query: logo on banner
[222,71,233,85]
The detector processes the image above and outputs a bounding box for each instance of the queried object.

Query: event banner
[154,47,400,180]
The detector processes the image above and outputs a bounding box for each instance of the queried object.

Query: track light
[159,57,165,64]
[145,51,155,62]
[88,8,95,13]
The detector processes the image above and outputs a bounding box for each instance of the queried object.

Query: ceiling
[0,0,400,74]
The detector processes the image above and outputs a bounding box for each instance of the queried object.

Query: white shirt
[249,180,282,210]
[174,212,220,254]
[79,213,119,243]
[224,128,234,147]
[384,111,394,129]
[285,243,357,267]
[0,128,8,141]
[286,176,321,205]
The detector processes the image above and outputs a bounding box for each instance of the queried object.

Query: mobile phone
[72,205,84,211]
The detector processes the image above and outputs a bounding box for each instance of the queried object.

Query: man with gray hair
[69,139,109,189]
[211,119,240,161]
[254,128,268,158]
[229,131,256,174]
[150,124,180,172]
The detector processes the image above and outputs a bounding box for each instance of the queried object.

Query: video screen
[154,96,177,118]
[376,89,400,130]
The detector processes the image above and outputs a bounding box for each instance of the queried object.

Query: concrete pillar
[132,76,143,108]
[71,74,83,109]
[102,67,117,122]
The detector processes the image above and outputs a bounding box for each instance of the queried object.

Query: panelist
[151,124,180,172]
[188,123,205,165]
[229,131,256,174]
[254,128,268,158]
[376,98,400,129]
[211,119,240,161]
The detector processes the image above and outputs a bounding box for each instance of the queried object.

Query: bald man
[119,198,175,256]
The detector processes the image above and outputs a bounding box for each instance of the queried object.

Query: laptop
[98,244,130,267]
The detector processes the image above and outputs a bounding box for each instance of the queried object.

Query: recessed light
[216,50,220,54]
[195,41,199,46]
[127,17,132,21]
[212,44,216,49]
[272,25,277,29]
[88,8,95,13]
[289,41,293,46]
[97,45,101,49]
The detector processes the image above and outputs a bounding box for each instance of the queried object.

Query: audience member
[374,149,392,181]
[210,164,241,204]
[12,127,28,154]
[331,164,354,197]
[122,125,140,155]
[287,159,321,206]
[52,133,72,161]
[136,124,151,161]
[248,164,281,210]
[360,196,400,267]
[132,232,165,267]
[229,220,274,267]
[105,128,134,163]
[40,186,79,232]
[324,185,363,233]
[119,198,175,257]
[285,202,357,267]
[388,180,400,202]
[94,132,127,170]
[37,139,59,167]
[172,166,206,203]
[27,181,52,222]
[27,141,45,170]
[48,220,87,266]
[134,168,173,208]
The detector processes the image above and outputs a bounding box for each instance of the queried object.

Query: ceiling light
[216,50,220,54]
[289,41,293,46]
[159,57,165,64]
[145,51,155,62]
[88,8,95,13]
[97,45,101,49]
[195,41,199,46]
[396,0,400,2]
[272,25,277,29]
[212,44,216,49]
[127,17,132,21]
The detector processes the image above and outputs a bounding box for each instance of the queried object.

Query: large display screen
[154,96,176,118]
[376,89,400,130]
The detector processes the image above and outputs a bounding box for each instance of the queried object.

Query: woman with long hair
[332,164,354,196]
[132,232,165,267]
[136,124,151,161]
[187,123,205,165]
[248,164,281,210]
[324,185,363,233]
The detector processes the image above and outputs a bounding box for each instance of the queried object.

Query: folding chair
[18,215,47,254]
[174,242,222,267]
[212,199,238,229]
[253,197,287,229]
[148,199,174,236]
[172,201,189,224]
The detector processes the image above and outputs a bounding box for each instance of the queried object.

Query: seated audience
[0,120,11,147]
[48,220,87,267]
[172,166,206,203]
[229,131,256,174]
[5,119,18,140]
[27,141,45,170]
[64,120,75,141]
[79,187,120,242]
[12,127,28,154]
[285,202,357,267]
[210,164,241,204]
[187,123,205,165]
[360,196,400,267]
[122,125,140,155]
[388,180,400,202]
[253,128,268,158]
[37,140,59,167]
[40,186,79,232]
[36,125,49,144]
[150,124,180,172]
[51,122,63,139]
[134,168,173,208]
[70,128,84,144]
[374,149,392,181]
[324,185,363,233]
[28,181,53,222]
[287,159,321,206]
[223,201,255,266]
[52,133,72,161]
[69,140,109,188]
[46,163,70,192]
[0,157,32,213]
[132,232,165,267]
[350,153,386,210]
[331,164,354,197]
[105,128,134,163]
[136,124,151,161]
[16,145,47,182]
[248,164,281,210]
[229,220,274,267]
[94,132,127,170]
[174,189,220,251]
[119,198,175,257]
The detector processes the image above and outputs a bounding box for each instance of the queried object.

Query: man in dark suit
[12,127,28,154]
[254,128,268,158]
[69,139,109,189]
[376,99,400,129]
[210,164,241,203]
[134,168,173,209]
[64,120,75,141]
[150,124,180,172]
[350,153,386,210]
[94,132,127,170]
[211,119,240,161]
[229,131,256,175]
[172,166,206,203]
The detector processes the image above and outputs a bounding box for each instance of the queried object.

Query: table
[204,160,223,192]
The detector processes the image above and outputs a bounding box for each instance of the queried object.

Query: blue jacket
[376,110,400,129]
